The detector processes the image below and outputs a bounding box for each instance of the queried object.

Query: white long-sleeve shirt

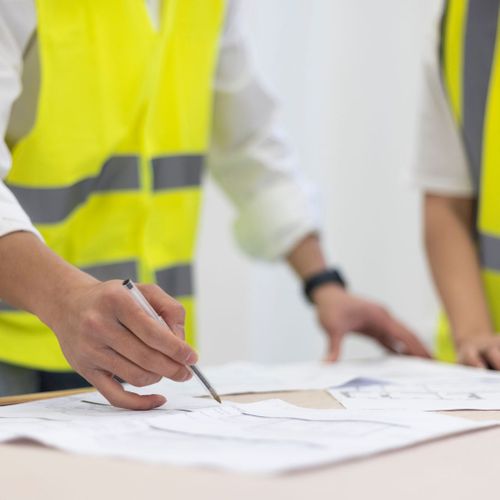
[0,0,320,260]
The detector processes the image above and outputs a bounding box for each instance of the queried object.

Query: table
[0,388,498,500]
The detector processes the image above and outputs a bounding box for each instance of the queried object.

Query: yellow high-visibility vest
[0,0,226,370]
[437,0,500,361]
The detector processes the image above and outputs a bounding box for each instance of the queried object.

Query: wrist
[454,328,495,347]
[303,268,347,304]
[35,267,99,329]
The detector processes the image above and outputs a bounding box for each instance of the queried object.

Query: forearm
[0,231,96,326]
[424,194,492,342]
[0,231,198,408]
[286,233,429,359]
[286,233,327,280]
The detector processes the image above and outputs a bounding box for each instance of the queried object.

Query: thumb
[324,330,343,362]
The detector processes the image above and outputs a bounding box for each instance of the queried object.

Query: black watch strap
[303,268,347,303]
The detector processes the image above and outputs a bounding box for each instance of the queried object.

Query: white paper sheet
[82,391,220,412]
[0,397,495,474]
[122,360,376,399]
[0,393,217,421]
[119,357,500,403]
[329,376,500,411]
[24,357,500,414]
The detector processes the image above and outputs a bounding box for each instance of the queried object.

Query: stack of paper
[2,357,500,473]
[123,357,500,412]
[0,394,495,473]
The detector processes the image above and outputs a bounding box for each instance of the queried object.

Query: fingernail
[392,341,407,354]
[183,370,193,381]
[186,351,198,365]
[150,395,166,408]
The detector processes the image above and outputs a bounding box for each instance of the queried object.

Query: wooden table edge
[0,387,96,406]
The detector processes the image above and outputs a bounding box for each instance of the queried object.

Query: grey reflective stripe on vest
[0,262,192,310]
[0,260,138,312]
[82,260,138,282]
[438,1,449,70]
[479,233,500,271]
[152,155,203,191]
[156,264,193,297]
[462,0,500,192]
[7,156,139,224]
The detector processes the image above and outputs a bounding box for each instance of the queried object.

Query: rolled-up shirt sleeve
[207,1,321,260]
[0,3,41,240]
[407,4,473,197]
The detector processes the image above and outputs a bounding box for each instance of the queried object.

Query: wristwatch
[303,268,347,304]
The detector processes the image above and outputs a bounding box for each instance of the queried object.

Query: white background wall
[196,0,444,365]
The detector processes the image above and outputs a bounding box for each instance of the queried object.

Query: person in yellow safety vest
[410,0,500,369]
[0,1,429,409]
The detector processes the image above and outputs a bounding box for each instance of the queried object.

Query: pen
[122,279,222,404]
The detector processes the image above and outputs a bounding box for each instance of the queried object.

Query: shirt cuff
[403,170,475,197]
[233,181,321,260]
[0,200,43,241]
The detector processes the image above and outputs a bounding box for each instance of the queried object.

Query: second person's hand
[455,334,500,370]
[312,284,431,361]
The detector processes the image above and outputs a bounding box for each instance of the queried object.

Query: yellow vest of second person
[0,0,226,370]
[437,0,500,361]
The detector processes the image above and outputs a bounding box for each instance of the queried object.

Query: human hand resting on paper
[311,284,431,361]
[454,334,500,369]
[285,234,430,361]
[48,280,197,410]
[0,232,197,410]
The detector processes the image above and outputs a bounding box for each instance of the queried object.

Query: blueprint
[0,392,219,421]
[0,395,496,473]
[32,357,500,414]
[108,356,500,406]
[329,376,500,411]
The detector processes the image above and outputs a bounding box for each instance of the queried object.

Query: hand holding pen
[50,277,202,410]
[123,280,221,403]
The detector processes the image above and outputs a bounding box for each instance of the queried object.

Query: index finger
[138,284,186,339]
[116,291,198,366]
[324,329,344,363]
